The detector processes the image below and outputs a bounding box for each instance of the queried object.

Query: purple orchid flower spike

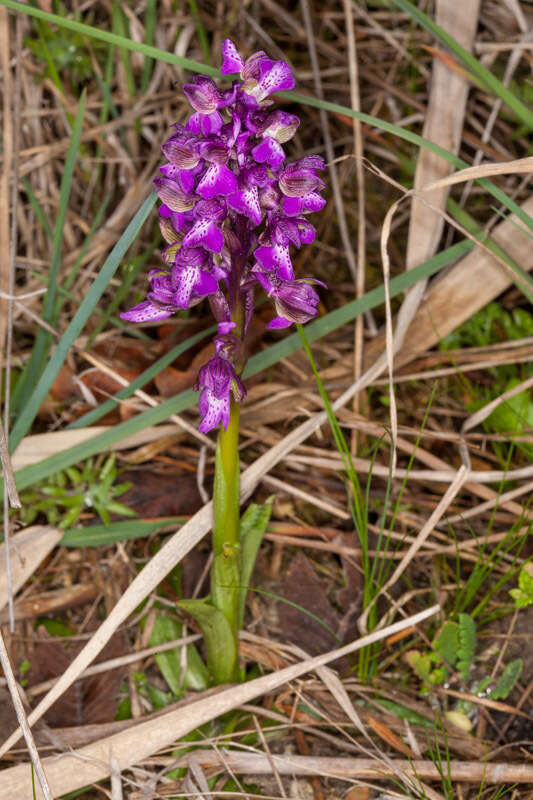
[121,38,327,432]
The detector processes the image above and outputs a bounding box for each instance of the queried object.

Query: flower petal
[267,315,292,329]
[153,177,195,212]
[251,137,285,168]
[220,39,244,75]
[196,163,238,199]
[282,192,326,216]
[254,244,293,280]
[182,219,224,252]
[227,186,262,225]
[120,300,173,323]
[255,61,295,101]
[186,111,223,136]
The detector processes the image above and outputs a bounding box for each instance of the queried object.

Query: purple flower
[121,38,326,432]
[254,271,325,328]
[195,357,246,433]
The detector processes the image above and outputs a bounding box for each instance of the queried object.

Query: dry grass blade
[0,606,439,798]
[139,751,533,784]
[11,425,183,470]
[0,526,62,613]
[0,418,19,507]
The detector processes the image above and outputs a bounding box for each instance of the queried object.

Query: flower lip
[153,177,195,213]
[183,76,224,114]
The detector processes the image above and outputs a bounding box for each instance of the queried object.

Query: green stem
[210,398,241,682]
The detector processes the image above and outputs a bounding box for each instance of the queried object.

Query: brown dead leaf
[119,470,203,518]
[154,365,196,398]
[80,367,143,402]
[280,551,340,656]
[367,715,416,758]
[93,337,159,371]
[27,629,128,727]
[50,364,77,401]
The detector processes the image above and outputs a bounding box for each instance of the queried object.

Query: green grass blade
[60,517,185,547]
[63,194,112,296]
[6,239,470,492]
[282,91,533,235]
[187,0,210,64]
[11,91,86,416]
[29,269,150,341]
[8,192,157,452]
[388,0,533,131]
[112,1,136,99]
[140,0,156,92]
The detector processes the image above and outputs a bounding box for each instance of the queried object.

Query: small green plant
[406,613,522,731]
[509,563,533,608]
[17,453,135,528]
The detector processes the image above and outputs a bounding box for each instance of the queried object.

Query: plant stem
[210,397,241,681]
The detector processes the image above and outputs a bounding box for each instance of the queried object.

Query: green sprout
[406,614,522,732]
[509,563,533,609]
[17,453,135,529]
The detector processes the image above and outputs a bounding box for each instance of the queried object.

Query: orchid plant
[122,40,326,684]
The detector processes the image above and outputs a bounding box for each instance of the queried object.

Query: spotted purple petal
[182,218,224,253]
[220,39,244,75]
[120,300,173,323]
[227,187,262,226]
[251,137,285,168]
[282,192,327,216]
[196,163,238,199]
[254,244,293,280]
[186,111,224,136]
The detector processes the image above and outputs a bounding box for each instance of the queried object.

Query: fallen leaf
[280,551,340,656]
[154,366,196,398]
[119,471,203,518]
[27,629,128,727]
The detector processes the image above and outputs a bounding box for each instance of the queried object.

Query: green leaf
[433,621,460,669]
[149,613,209,694]
[490,659,522,701]
[457,613,476,680]
[179,598,238,684]
[485,379,533,436]
[509,565,533,609]
[374,699,432,727]
[238,498,273,628]
[405,650,432,683]
[59,517,185,547]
